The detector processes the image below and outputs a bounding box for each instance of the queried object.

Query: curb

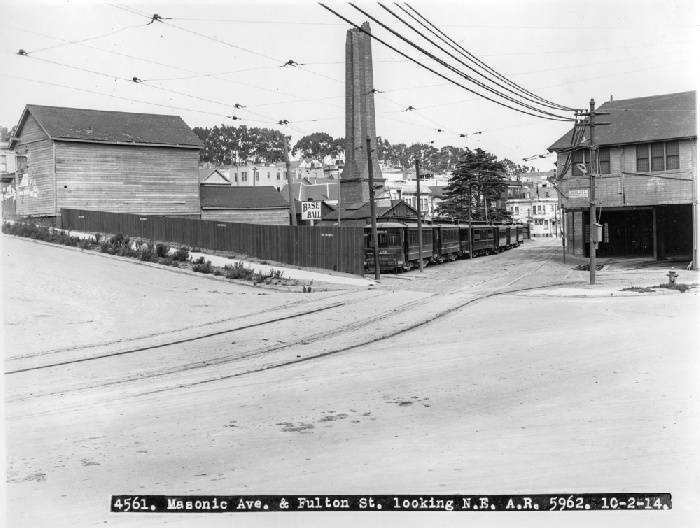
[1,234,313,293]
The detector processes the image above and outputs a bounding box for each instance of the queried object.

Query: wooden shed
[10,105,202,220]
[200,185,290,225]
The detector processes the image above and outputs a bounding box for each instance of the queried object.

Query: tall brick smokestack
[340,21,382,207]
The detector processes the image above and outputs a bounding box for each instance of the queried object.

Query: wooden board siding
[54,142,200,216]
[62,208,365,275]
[201,209,289,225]
[14,141,56,217]
[558,138,695,210]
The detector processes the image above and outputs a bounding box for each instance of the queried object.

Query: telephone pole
[414,158,424,272]
[588,98,597,285]
[574,100,610,285]
[283,136,297,226]
[367,138,380,281]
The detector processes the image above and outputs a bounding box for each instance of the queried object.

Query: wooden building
[199,185,289,225]
[548,91,696,262]
[10,105,202,220]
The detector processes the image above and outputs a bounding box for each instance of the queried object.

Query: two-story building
[10,105,202,222]
[548,91,696,262]
[505,179,561,237]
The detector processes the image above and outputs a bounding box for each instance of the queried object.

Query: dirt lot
[3,235,699,528]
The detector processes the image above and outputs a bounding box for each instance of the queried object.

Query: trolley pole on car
[588,98,597,285]
[367,138,380,281]
[283,135,297,226]
[414,158,424,272]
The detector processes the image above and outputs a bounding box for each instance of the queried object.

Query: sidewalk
[189,250,375,288]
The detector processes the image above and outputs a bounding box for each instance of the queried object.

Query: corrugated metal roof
[200,185,288,209]
[549,91,696,151]
[18,105,203,148]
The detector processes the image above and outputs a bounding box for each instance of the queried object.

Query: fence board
[61,208,365,275]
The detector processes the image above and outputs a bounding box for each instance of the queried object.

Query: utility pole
[467,181,473,258]
[414,158,424,272]
[283,136,297,226]
[367,138,380,281]
[588,98,597,285]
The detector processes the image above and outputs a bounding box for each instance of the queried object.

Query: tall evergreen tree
[437,148,511,222]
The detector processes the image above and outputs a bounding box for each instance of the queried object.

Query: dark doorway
[595,208,654,258]
[657,204,692,260]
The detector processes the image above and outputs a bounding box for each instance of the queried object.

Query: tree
[192,124,288,164]
[501,158,536,177]
[292,132,343,160]
[437,148,511,222]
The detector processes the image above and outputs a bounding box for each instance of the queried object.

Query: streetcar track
[4,302,346,375]
[6,290,353,362]
[6,292,442,401]
[128,280,576,399]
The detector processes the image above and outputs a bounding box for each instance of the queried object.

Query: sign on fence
[301,201,321,220]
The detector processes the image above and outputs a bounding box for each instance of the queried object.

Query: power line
[381,3,570,113]
[348,3,572,120]
[401,3,574,112]
[317,3,574,122]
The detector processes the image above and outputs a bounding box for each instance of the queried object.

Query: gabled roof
[549,90,696,151]
[200,168,230,184]
[200,185,288,210]
[13,105,203,148]
[323,200,417,221]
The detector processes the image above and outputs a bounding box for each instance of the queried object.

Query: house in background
[504,178,561,237]
[10,105,202,222]
[549,90,696,261]
[199,167,230,185]
[1,133,17,218]
[199,185,289,225]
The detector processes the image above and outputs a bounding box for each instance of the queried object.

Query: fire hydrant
[667,270,678,285]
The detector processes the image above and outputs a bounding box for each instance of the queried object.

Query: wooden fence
[61,209,366,275]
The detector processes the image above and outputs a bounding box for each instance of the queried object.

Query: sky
[0,0,698,170]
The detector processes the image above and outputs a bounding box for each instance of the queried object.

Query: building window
[598,147,611,174]
[255,172,259,181]
[277,172,281,180]
[666,142,679,170]
[267,172,271,179]
[572,149,590,176]
[241,171,247,182]
[637,141,679,172]
[651,142,665,171]
[515,206,519,214]
[636,144,649,172]
[234,174,238,182]
[0,155,6,173]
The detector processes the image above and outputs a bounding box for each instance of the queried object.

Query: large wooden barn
[10,105,202,221]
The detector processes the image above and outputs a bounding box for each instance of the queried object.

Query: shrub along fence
[60,208,365,275]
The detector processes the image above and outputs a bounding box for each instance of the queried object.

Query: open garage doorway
[657,204,693,260]
[596,208,654,258]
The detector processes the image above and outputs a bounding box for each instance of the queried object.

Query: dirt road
[3,235,699,527]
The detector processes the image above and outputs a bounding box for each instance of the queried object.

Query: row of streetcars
[364,223,528,272]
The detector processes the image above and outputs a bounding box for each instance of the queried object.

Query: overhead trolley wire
[25,21,148,54]
[318,3,573,122]
[401,3,575,112]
